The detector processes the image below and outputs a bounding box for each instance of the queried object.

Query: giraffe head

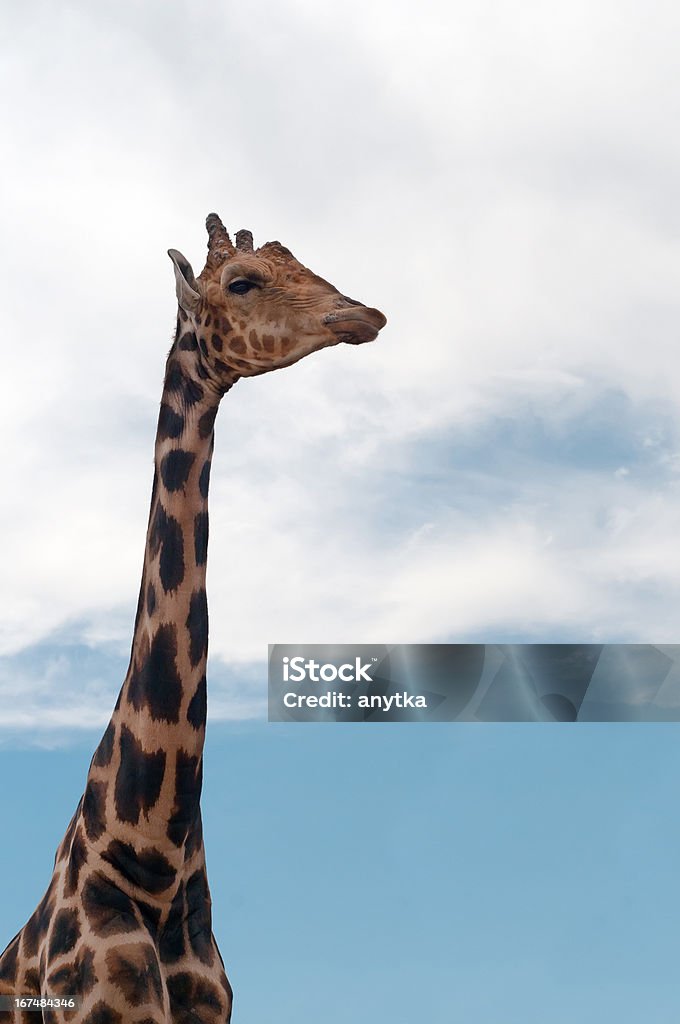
[168,214,386,383]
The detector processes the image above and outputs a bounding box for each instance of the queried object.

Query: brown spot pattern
[105,943,163,1008]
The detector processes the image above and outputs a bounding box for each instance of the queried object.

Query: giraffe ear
[168,249,201,313]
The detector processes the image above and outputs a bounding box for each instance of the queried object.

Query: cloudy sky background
[2,1,680,733]
[2,2,680,1020]
[1,2,680,737]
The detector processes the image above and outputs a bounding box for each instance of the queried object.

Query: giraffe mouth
[323,307,387,344]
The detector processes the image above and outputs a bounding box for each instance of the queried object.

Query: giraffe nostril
[339,295,365,308]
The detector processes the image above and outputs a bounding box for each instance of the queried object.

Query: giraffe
[0,213,386,1024]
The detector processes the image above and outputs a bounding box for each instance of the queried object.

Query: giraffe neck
[84,316,237,862]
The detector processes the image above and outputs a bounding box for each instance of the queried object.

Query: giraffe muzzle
[323,307,387,344]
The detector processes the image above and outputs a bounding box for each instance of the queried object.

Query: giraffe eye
[228,279,257,295]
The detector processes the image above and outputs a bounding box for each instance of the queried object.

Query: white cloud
[2,0,680,728]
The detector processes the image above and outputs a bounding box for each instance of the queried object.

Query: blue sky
[2,0,680,1020]
[2,725,680,1022]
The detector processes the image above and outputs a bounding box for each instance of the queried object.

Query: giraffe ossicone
[0,214,386,1024]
